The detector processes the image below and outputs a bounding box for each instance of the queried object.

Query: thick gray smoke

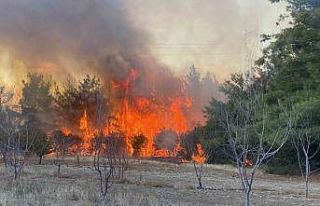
[0,0,159,83]
[154,130,178,152]
[0,0,220,127]
[0,0,184,97]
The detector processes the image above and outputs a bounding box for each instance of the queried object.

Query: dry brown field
[0,157,319,206]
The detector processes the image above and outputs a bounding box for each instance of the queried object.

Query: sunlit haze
[0,0,287,86]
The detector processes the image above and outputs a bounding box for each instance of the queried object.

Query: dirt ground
[0,157,319,206]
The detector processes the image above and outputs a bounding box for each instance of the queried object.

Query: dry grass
[0,157,319,205]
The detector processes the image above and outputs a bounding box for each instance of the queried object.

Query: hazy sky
[0,0,287,86]
[125,0,287,80]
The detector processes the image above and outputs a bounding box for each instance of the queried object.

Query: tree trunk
[305,176,309,199]
[57,164,61,178]
[13,151,18,180]
[3,155,8,168]
[14,165,18,180]
[76,153,80,165]
[244,189,251,206]
[198,177,203,189]
[305,158,310,199]
[193,162,203,189]
[39,155,43,165]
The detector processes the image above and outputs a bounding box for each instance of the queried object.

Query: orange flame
[61,127,71,136]
[113,96,191,156]
[79,110,96,153]
[61,68,202,158]
[192,144,206,164]
[153,149,170,157]
[107,68,193,157]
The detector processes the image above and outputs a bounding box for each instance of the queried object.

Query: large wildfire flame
[79,110,97,153]
[0,0,220,163]
[110,69,192,157]
[117,95,191,156]
[67,68,205,160]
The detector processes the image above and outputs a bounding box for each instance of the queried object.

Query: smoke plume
[0,0,221,129]
[0,0,169,88]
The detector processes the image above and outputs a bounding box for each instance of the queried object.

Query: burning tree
[192,144,206,189]
[51,67,205,158]
[54,75,110,153]
[107,67,195,157]
[50,66,217,159]
[91,97,126,200]
[180,126,203,160]
[213,72,292,206]
[55,75,103,122]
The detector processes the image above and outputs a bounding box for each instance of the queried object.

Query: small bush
[263,164,300,176]
[131,134,147,156]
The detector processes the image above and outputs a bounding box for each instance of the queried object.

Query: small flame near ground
[192,144,206,164]
[61,127,72,136]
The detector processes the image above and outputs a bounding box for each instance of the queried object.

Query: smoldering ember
[0,0,320,206]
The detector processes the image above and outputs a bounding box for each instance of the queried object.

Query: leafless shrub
[292,111,320,199]
[113,153,128,181]
[0,86,36,180]
[219,79,292,206]
[5,124,35,180]
[52,130,81,178]
[92,133,115,201]
[193,161,204,189]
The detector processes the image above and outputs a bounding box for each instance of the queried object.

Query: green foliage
[264,164,300,176]
[54,75,110,130]
[201,64,296,168]
[20,73,54,130]
[261,1,320,101]
[257,0,320,172]
[19,73,54,161]
[30,130,52,164]
[201,97,232,164]
[179,1,320,172]
[19,126,51,155]
[270,0,320,11]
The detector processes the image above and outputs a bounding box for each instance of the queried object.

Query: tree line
[180,0,320,204]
